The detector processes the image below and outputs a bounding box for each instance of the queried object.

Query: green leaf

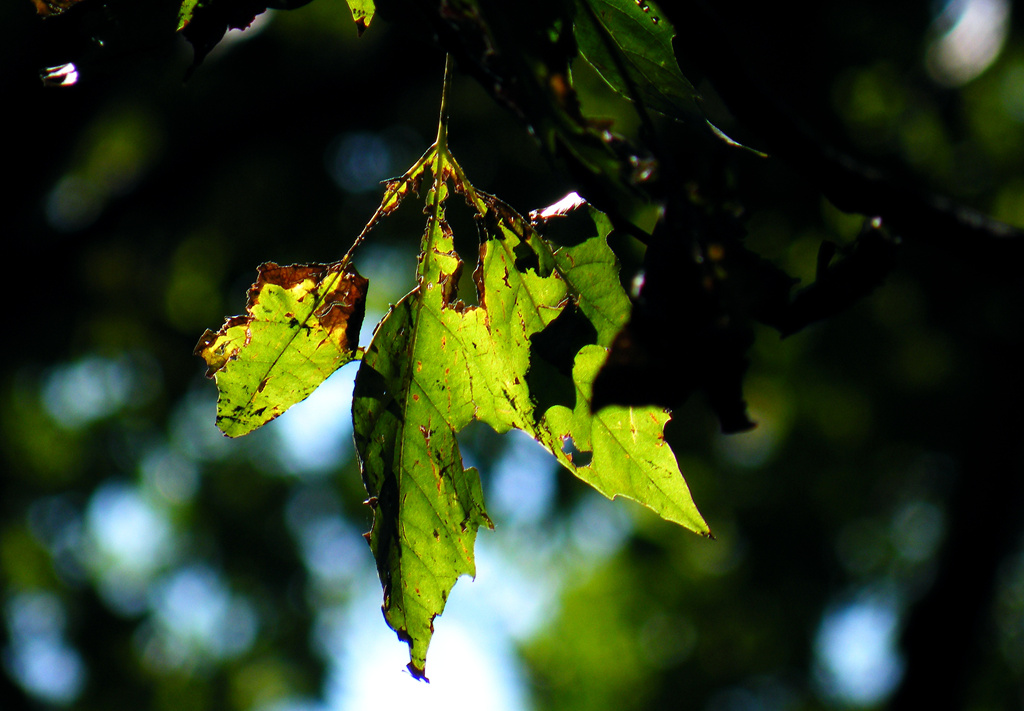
[541,345,710,534]
[551,208,632,348]
[353,145,494,680]
[195,260,367,437]
[177,0,201,30]
[343,0,374,35]
[573,0,765,154]
[353,295,492,680]
[574,0,700,122]
[444,195,568,434]
[354,137,708,677]
[464,204,708,534]
[195,130,708,676]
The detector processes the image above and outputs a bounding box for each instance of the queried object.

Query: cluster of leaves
[33,0,912,680]
[196,68,708,675]
[170,0,733,677]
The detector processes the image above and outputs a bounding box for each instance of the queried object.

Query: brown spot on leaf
[252,262,368,352]
[195,260,367,385]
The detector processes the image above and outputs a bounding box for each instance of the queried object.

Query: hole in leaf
[561,436,593,467]
[527,306,595,416]
[531,306,597,378]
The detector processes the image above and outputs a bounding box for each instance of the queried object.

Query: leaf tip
[407,661,430,682]
[529,191,588,224]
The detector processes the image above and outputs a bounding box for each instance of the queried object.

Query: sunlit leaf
[442,193,567,435]
[352,145,494,680]
[40,62,79,88]
[354,135,708,677]
[353,292,492,680]
[195,261,367,437]
[177,0,202,30]
[343,0,374,35]
[466,204,708,533]
[541,345,709,533]
[196,130,708,677]
[551,208,632,348]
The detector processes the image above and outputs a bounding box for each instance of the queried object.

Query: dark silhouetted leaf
[575,0,700,122]
[30,0,88,17]
[178,0,317,66]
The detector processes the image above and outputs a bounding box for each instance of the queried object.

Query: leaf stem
[436,53,453,153]
[341,54,454,266]
[342,146,436,264]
